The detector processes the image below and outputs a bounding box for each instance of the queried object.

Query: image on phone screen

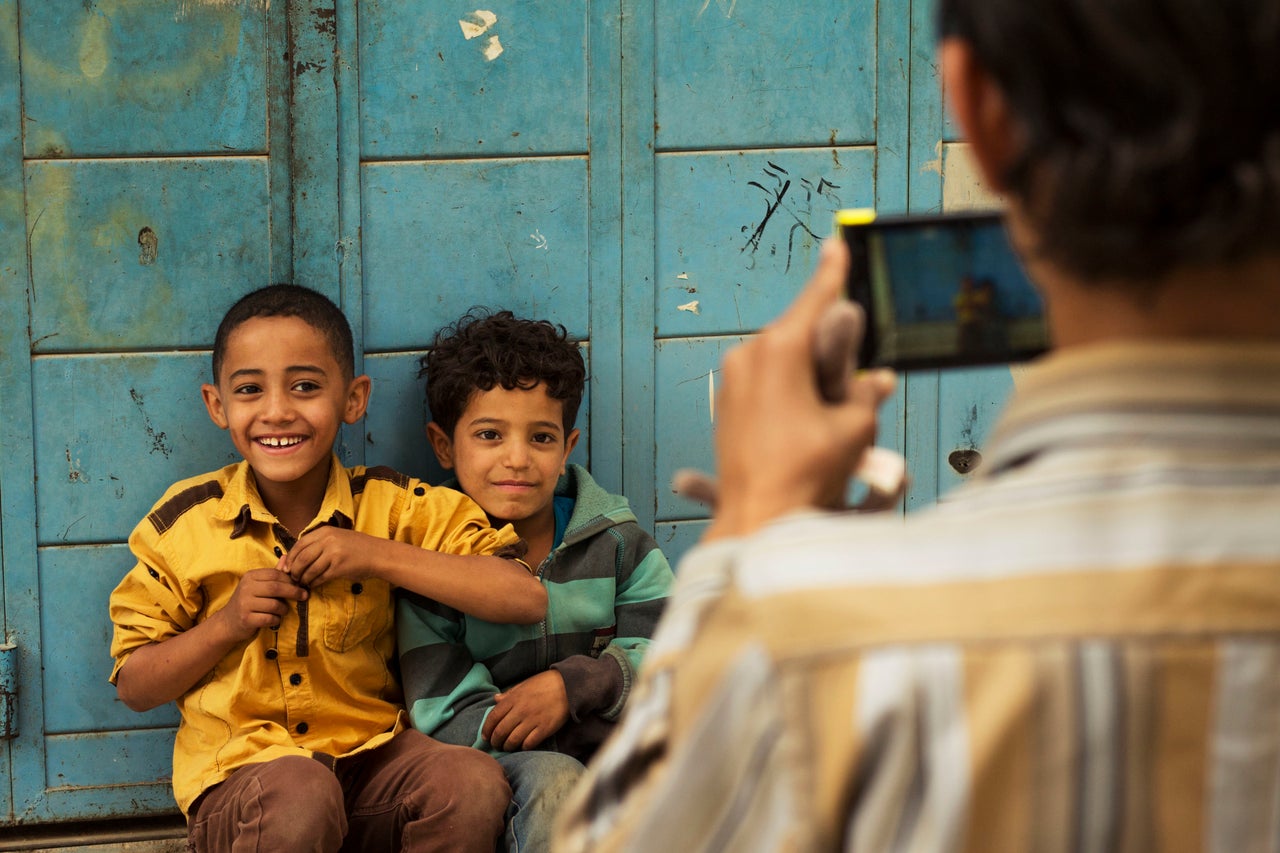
[839,210,1048,370]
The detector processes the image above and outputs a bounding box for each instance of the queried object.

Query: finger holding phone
[703,238,897,542]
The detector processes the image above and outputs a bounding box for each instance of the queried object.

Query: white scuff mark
[531,229,548,250]
[697,0,738,18]
[919,139,944,176]
[175,0,269,20]
[459,10,498,40]
[677,300,701,315]
[483,35,504,61]
[708,369,715,423]
[676,272,689,280]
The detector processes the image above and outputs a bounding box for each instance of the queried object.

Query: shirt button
[413,486,426,496]
[289,673,302,686]
[265,649,278,661]
[297,722,309,734]
[351,582,363,595]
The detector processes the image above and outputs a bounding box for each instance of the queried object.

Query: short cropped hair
[211,284,355,382]
[421,309,586,438]
[938,0,1280,283]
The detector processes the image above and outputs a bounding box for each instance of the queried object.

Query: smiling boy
[109,285,547,852]
[398,309,675,851]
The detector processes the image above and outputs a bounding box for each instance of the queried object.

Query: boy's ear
[201,383,229,430]
[561,428,581,473]
[426,422,455,469]
[343,375,373,424]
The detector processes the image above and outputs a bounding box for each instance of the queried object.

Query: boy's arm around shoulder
[551,523,675,722]
[285,478,545,624]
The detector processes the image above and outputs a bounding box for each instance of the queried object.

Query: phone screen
[839,210,1048,370]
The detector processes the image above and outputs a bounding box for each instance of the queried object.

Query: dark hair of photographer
[938,0,1280,284]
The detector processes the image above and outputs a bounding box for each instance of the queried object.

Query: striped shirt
[556,341,1280,853]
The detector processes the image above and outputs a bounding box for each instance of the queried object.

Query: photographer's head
[939,0,1280,291]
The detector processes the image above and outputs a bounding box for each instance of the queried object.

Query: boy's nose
[503,443,531,469]
[261,388,296,422]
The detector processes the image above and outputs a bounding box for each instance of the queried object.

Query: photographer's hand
[703,238,896,540]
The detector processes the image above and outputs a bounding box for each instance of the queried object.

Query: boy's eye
[476,429,501,441]
[532,433,559,445]
[292,380,321,393]
[233,384,262,395]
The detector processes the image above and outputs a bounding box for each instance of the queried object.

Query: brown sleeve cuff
[550,653,624,721]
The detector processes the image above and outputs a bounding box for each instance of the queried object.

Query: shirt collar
[216,456,356,539]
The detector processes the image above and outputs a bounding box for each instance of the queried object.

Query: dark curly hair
[421,309,586,437]
[212,284,354,382]
[939,0,1280,283]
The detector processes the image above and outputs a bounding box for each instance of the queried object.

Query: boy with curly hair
[398,309,674,851]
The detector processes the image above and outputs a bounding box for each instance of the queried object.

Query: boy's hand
[706,238,896,539]
[483,671,570,751]
[218,567,308,642]
[285,527,384,587]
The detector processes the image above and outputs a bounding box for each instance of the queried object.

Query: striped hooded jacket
[397,464,674,759]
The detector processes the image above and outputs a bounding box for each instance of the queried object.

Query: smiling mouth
[494,481,535,488]
[257,436,305,448]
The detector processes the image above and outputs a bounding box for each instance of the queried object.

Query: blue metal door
[0,0,1011,828]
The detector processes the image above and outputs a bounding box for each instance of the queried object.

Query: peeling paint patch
[130,389,173,457]
[78,15,111,79]
[677,300,700,315]
[175,0,270,21]
[697,0,739,18]
[459,11,503,60]
[676,272,689,280]
[708,369,716,423]
[138,227,158,265]
[919,139,944,176]
[530,229,548,250]
[65,448,86,484]
[459,10,498,39]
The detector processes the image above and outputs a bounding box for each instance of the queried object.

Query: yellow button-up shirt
[109,457,519,815]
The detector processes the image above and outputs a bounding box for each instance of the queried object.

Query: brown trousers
[187,729,509,852]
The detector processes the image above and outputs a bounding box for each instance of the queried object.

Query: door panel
[32,354,238,545]
[361,157,591,349]
[358,1,590,158]
[18,3,268,158]
[653,0,877,150]
[653,147,874,337]
[26,159,272,352]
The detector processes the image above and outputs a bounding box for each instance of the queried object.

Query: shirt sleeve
[397,483,522,556]
[551,524,675,721]
[396,591,503,752]
[108,517,202,684]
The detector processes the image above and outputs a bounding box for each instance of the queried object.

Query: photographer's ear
[940,38,1018,195]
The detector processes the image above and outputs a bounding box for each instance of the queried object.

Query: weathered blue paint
[360,157,591,349]
[358,1,591,158]
[18,3,268,158]
[25,159,272,353]
[1,0,38,826]
[0,643,16,739]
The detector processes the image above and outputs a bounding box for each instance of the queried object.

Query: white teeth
[259,436,303,447]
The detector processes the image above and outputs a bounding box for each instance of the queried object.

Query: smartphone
[837,209,1047,370]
